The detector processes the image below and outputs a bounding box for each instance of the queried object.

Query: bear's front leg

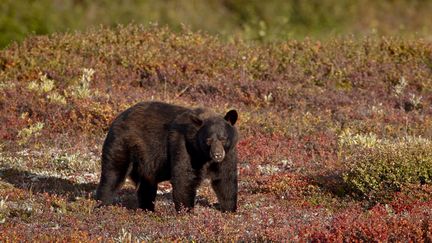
[211,176,237,212]
[169,132,203,212]
[171,170,201,212]
[211,153,238,212]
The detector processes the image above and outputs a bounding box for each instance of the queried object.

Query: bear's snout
[210,140,225,162]
[212,151,225,162]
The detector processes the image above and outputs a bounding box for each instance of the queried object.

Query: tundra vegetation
[0,11,432,242]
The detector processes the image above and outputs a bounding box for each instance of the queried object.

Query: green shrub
[340,131,432,201]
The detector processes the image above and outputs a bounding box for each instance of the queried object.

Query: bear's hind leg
[137,179,157,211]
[96,165,129,206]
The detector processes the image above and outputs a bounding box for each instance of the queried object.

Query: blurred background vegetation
[1,0,432,48]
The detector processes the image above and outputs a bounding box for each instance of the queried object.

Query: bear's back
[117,101,189,126]
[105,101,190,151]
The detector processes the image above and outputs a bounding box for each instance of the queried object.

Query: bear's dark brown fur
[96,101,239,212]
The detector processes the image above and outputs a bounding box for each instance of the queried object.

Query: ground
[0,25,432,241]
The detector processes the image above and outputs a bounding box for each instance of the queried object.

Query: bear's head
[190,110,238,162]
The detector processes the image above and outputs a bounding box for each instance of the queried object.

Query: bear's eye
[206,138,212,145]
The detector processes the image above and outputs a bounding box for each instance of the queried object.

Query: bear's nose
[211,150,225,162]
[214,153,223,160]
[210,140,225,162]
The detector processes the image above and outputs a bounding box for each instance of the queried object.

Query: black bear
[96,101,239,212]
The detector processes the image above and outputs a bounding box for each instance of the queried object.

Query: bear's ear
[224,110,238,126]
[189,114,203,127]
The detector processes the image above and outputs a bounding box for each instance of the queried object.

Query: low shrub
[340,130,432,201]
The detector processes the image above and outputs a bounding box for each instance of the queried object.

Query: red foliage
[1,26,432,241]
